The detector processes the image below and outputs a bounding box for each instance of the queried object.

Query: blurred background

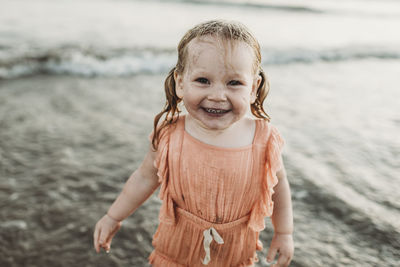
[0,0,399,266]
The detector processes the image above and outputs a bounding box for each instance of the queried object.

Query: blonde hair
[152,20,270,150]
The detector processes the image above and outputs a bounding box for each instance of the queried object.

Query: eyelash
[195,77,209,84]
[195,78,243,86]
[228,80,242,86]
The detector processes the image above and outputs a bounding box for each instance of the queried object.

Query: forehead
[186,36,255,66]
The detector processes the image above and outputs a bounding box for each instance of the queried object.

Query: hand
[266,233,294,267]
[93,214,122,253]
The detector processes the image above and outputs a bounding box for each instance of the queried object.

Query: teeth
[205,108,227,114]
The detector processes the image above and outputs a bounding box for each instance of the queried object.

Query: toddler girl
[94,20,294,267]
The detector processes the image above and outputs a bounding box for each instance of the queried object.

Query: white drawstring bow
[202,227,224,265]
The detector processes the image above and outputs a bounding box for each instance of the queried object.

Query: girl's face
[175,36,261,132]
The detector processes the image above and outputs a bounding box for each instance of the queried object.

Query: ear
[250,75,262,104]
[174,71,184,99]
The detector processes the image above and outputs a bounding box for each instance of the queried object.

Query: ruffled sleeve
[149,126,176,225]
[248,124,284,232]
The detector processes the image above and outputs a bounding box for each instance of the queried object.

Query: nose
[207,84,227,102]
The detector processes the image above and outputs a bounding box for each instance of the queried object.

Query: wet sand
[0,75,399,267]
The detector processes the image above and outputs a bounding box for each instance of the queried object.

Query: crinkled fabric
[149,115,284,266]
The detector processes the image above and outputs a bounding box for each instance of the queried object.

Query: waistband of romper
[176,207,250,231]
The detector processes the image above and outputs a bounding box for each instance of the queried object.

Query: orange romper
[149,115,284,267]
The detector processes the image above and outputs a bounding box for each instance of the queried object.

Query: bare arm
[266,166,294,267]
[271,167,293,234]
[93,145,160,253]
[107,147,160,221]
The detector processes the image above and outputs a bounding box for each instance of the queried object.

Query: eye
[228,80,242,86]
[195,77,210,84]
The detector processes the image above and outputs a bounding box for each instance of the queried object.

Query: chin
[198,113,238,131]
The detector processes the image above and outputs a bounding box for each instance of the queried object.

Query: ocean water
[1,0,399,266]
[1,0,400,78]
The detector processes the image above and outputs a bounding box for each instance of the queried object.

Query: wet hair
[152,19,270,150]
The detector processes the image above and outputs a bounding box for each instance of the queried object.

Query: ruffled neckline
[181,115,260,152]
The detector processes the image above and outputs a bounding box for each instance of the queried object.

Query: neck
[184,114,255,148]
[185,114,239,137]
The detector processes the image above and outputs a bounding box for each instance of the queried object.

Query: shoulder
[151,115,182,139]
[149,115,184,152]
[160,115,183,139]
[255,119,284,146]
[255,118,276,135]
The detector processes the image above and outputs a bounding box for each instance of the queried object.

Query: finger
[102,243,111,253]
[276,253,290,267]
[99,228,109,250]
[104,230,116,248]
[93,226,101,253]
[266,247,278,264]
[103,240,111,252]
[104,224,120,251]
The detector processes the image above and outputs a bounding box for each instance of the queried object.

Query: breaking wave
[1,45,399,79]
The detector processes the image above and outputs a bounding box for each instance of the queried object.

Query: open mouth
[202,108,231,115]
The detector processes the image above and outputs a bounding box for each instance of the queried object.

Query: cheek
[183,89,202,107]
[230,93,251,112]
[239,89,253,103]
